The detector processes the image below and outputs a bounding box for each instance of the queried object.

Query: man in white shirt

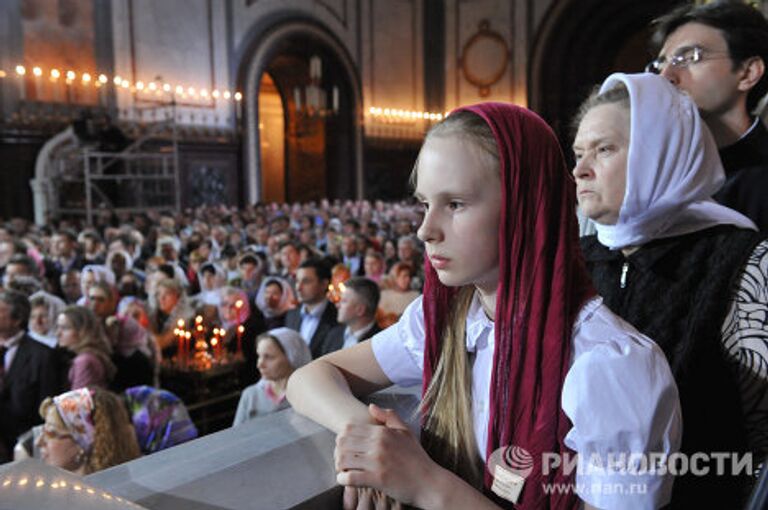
[318,277,381,357]
[284,258,338,359]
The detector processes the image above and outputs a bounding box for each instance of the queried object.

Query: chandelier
[292,55,338,119]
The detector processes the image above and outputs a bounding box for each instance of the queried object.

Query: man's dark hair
[0,289,31,327]
[298,257,331,281]
[7,254,37,276]
[157,263,176,280]
[54,228,78,243]
[344,277,381,317]
[278,240,299,253]
[651,1,768,111]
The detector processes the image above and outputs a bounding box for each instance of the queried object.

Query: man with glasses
[649,1,768,231]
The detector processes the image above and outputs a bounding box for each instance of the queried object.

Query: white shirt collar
[348,320,376,341]
[465,292,494,352]
[736,116,760,143]
[302,300,328,318]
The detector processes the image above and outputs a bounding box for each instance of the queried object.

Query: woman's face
[264,283,283,311]
[415,135,502,294]
[55,314,78,348]
[156,286,180,314]
[29,305,50,335]
[395,269,412,292]
[37,406,81,471]
[81,270,96,296]
[572,103,630,225]
[256,338,293,381]
[110,254,127,276]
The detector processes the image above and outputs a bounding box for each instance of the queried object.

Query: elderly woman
[36,387,140,474]
[254,276,296,330]
[86,281,155,391]
[56,306,116,390]
[28,291,66,348]
[77,265,116,306]
[148,277,193,358]
[573,72,768,508]
[232,328,311,426]
[217,286,267,385]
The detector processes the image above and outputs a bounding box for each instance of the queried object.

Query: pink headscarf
[421,103,595,509]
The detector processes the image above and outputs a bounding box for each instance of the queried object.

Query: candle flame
[235,300,244,308]
[238,325,245,333]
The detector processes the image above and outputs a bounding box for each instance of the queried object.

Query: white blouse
[371,294,681,510]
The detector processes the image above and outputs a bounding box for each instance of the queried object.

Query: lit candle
[32,66,42,100]
[15,65,26,101]
[185,331,192,368]
[50,69,61,102]
[332,86,339,113]
[237,325,245,358]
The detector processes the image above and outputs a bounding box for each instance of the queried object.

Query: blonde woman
[56,306,116,389]
[287,105,681,509]
[37,387,140,474]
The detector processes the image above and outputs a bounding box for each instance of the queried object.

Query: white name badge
[491,464,525,504]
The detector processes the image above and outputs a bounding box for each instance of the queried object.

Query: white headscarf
[255,276,296,318]
[77,265,116,305]
[594,73,756,250]
[262,327,311,369]
[28,291,66,347]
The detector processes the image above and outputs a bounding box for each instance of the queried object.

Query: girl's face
[37,406,81,471]
[55,314,78,348]
[256,338,293,381]
[572,103,629,225]
[29,305,50,335]
[415,135,502,294]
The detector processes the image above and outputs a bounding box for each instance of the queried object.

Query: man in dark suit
[317,277,381,357]
[0,290,62,461]
[285,258,338,359]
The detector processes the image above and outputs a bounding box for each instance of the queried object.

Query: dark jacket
[285,301,338,359]
[581,226,764,509]
[716,118,768,232]
[0,334,64,460]
[317,322,382,358]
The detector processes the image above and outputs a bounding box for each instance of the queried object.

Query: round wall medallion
[460,20,510,97]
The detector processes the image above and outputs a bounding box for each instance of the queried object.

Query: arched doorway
[240,21,362,205]
[529,0,684,159]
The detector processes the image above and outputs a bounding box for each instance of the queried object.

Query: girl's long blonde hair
[59,305,116,382]
[414,111,500,486]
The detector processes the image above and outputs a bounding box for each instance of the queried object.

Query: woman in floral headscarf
[37,387,140,474]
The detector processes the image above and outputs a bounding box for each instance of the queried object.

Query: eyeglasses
[645,45,731,74]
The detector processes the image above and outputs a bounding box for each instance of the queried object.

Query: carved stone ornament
[459,20,510,97]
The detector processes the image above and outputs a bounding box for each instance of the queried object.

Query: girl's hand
[335,403,440,508]
[342,486,403,510]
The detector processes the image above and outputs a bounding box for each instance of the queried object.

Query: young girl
[56,306,116,390]
[287,104,681,509]
[233,328,311,426]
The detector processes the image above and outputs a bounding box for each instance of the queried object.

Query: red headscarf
[421,103,595,509]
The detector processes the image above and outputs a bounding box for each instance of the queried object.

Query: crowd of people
[0,2,767,509]
[0,194,428,468]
